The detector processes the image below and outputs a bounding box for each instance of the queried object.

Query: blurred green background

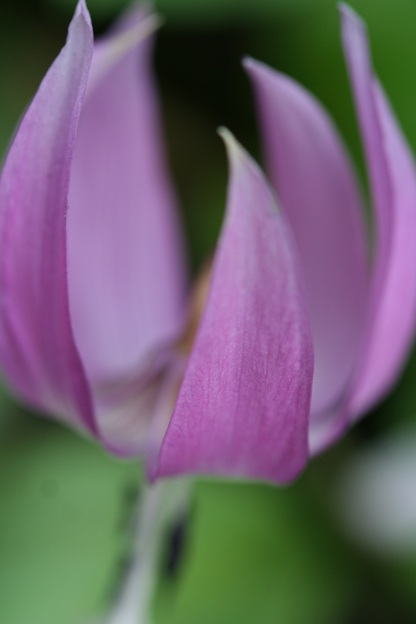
[1,0,416,622]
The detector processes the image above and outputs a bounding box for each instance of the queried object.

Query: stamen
[176,258,213,356]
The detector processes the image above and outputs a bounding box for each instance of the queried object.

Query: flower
[0,2,415,485]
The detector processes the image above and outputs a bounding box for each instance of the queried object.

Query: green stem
[96,478,191,624]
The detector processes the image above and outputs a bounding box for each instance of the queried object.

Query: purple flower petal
[311,6,416,453]
[67,5,187,390]
[244,59,368,445]
[340,6,416,420]
[0,2,96,433]
[155,131,313,484]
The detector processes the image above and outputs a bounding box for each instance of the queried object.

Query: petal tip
[338,2,359,20]
[75,0,92,29]
[217,125,236,150]
[243,56,291,95]
[242,55,267,80]
[217,127,248,170]
[242,55,257,71]
[339,2,367,37]
[242,56,273,86]
[118,12,164,53]
[114,2,163,39]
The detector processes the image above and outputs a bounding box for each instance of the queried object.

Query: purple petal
[339,6,416,420]
[85,5,161,96]
[67,5,187,390]
[0,3,96,433]
[244,59,368,441]
[155,131,313,484]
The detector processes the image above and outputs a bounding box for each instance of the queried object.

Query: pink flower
[1,2,415,484]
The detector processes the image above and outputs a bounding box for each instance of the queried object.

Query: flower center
[176,258,213,356]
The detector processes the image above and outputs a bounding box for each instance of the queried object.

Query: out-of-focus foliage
[0,398,139,624]
[42,0,330,24]
[1,0,416,622]
[154,479,357,624]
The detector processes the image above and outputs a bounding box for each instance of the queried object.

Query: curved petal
[67,5,187,391]
[340,7,416,419]
[0,1,96,433]
[244,59,368,434]
[155,131,313,484]
[311,6,416,452]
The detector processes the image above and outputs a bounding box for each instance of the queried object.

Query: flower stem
[99,477,191,624]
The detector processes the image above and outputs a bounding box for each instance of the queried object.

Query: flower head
[0,2,415,485]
